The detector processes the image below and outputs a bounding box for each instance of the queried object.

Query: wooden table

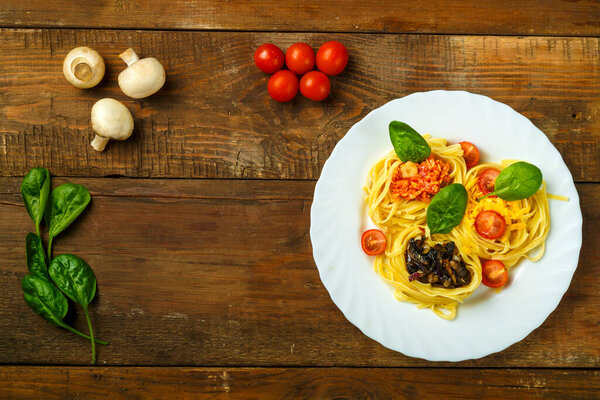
[1,1,599,398]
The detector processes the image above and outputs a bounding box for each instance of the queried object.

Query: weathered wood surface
[0,178,597,367]
[0,30,598,181]
[1,366,599,400]
[1,1,599,36]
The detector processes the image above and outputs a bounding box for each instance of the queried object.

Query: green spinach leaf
[45,183,91,257]
[482,161,542,201]
[426,183,468,235]
[22,274,107,346]
[20,168,50,235]
[49,254,98,363]
[26,233,48,278]
[389,121,431,163]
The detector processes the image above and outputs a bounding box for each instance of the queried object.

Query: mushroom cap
[91,98,134,140]
[118,57,166,99]
[63,47,105,89]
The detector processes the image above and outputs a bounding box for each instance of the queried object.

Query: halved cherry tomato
[478,168,501,195]
[361,229,386,256]
[254,43,285,74]
[285,42,315,75]
[475,210,506,240]
[481,260,508,288]
[459,141,480,169]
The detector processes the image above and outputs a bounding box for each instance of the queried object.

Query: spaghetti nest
[364,136,550,320]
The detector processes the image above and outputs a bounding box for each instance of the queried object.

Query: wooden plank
[0,30,598,181]
[0,178,597,367]
[1,1,599,36]
[0,366,598,400]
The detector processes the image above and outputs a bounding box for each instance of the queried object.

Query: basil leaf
[485,161,542,201]
[49,254,96,306]
[22,274,68,327]
[45,183,91,240]
[20,168,50,234]
[426,183,468,235]
[389,121,431,163]
[26,233,48,278]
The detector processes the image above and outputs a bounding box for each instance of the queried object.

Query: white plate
[310,90,582,362]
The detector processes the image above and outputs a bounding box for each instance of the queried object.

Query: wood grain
[1,1,599,36]
[1,366,599,400]
[0,178,597,367]
[0,30,599,181]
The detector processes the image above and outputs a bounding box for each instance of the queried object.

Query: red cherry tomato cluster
[254,41,348,102]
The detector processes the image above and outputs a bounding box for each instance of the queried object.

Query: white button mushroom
[117,48,166,99]
[63,47,105,89]
[90,98,134,152]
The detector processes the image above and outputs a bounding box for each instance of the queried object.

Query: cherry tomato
[254,43,285,74]
[285,43,315,75]
[459,141,480,169]
[267,70,298,102]
[361,229,386,256]
[316,40,349,76]
[475,210,506,240]
[478,168,501,195]
[481,260,508,288]
[299,71,331,101]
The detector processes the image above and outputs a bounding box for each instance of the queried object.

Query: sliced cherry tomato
[285,43,315,75]
[361,229,386,256]
[481,260,508,288]
[254,43,285,74]
[267,70,299,102]
[478,168,501,195]
[316,40,349,76]
[299,71,331,101]
[475,210,506,240]
[459,141,480,169]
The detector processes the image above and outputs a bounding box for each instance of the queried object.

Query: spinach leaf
[26,233,48,278]
[426,183,468,235]
[22,274,107,346]
[49,254,98,363]
[389,121,431,163]
[45,183,91,257]
[482,161,542,201]
[22,274,68,327]
[20,168,50,235]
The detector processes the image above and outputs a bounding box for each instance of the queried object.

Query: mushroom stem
[91,135,110,151]
[73,61,93,82]
[119,48,140,67]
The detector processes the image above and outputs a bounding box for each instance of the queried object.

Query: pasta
[364,136,550,320]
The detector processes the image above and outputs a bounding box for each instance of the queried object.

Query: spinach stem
[83,305,96,364]
[47,237,53,261]
[35,223,40,237]
[58,322,108,345]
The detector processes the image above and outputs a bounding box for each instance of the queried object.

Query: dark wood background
[0,1,598,398]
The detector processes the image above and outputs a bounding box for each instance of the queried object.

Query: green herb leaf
[49,254,96,306]
[20,168,50,235]
[389,121,431,163]
[22,274,68,327]
[22,274,107,346]
[49,254,98,363]
[483,161,542,201]
[45,183,91,240]
[26,233,48,278]
[426,183,468,235]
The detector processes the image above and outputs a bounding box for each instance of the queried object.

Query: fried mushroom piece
[405,238,471,288]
